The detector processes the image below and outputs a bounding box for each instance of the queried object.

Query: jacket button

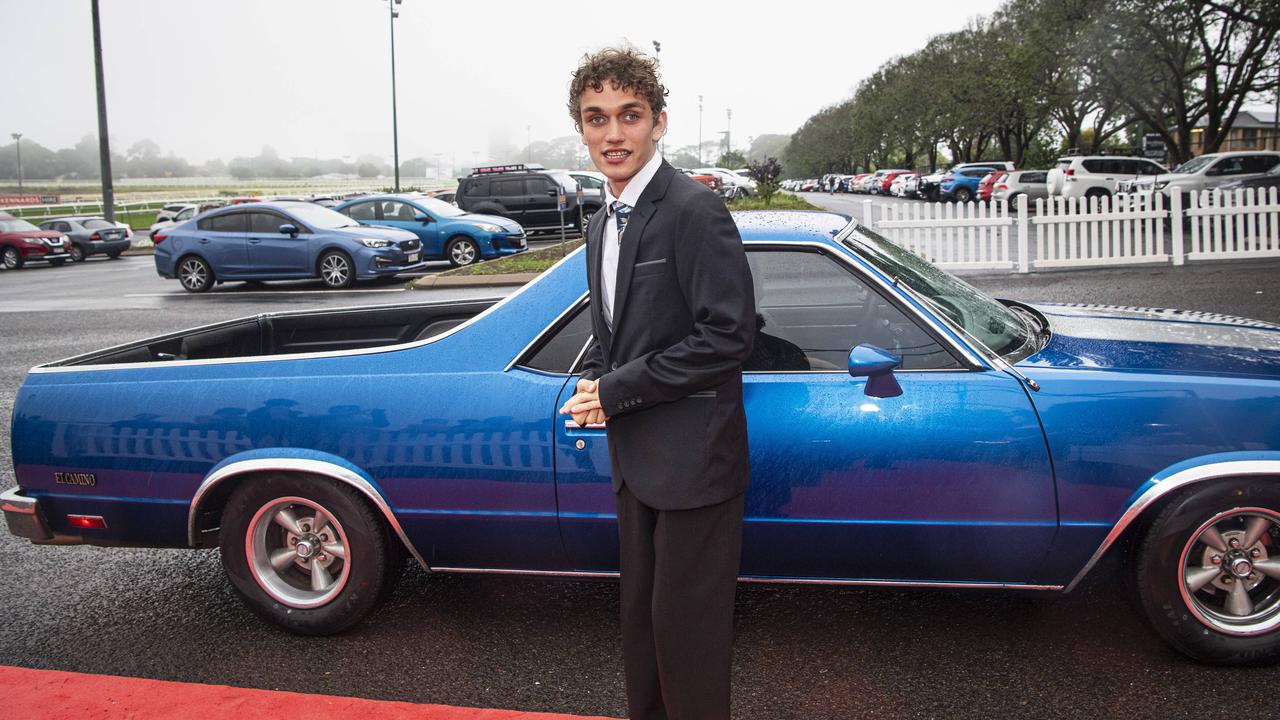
[611,362,618,370]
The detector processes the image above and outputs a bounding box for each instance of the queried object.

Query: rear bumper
[87,238,131,255]
[2,486,54,542]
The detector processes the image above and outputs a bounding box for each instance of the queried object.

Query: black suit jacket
[580,160,756,510]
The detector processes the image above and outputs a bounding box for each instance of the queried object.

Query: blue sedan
[333,194,527,267]
[153,201,428,292]
[5,211,1279,664]
[940,166,1000,203]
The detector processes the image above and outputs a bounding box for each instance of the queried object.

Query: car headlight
[357,238,392,248]
[474,223,503,233]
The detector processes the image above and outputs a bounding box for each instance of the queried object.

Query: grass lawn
[444,238,585,276]
[726,194,823,211]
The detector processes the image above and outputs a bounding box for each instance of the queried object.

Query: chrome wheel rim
[179,258,207,290]
[1179,507,1280,636]
[450,240,476,265]
[69,245,84,262]
[321,254,350,286]
[246,496,351,609]
[1,248,18,269]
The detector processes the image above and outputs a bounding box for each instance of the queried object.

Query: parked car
[152,201,427,292]
[799,178,819,192]
[939,166,1000,203]
[977,171,1004,203]
[334,194,526,267]
[0,213,72,269]
[1218,162,1280,193]
[156,203,194,223]
[891,172,921,198]
[879,170,917,195]
[455,164,602,233]
[1046,156,1168,200]
[37,217,130,262]
[696,167,756,199]
[6,210,1280,666]
[991,170,1050,209]
[149,204,221,236]
[1127,151,1280,202]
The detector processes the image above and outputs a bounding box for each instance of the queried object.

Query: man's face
[579,82,666,196]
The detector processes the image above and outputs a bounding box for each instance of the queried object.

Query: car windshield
[282,203,361,229]
[0,218,41,232]
[1173,155,1216,174]
[841,224,1036,361]
[415,197,465,218]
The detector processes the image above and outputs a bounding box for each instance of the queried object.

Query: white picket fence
[865,187,1280,273]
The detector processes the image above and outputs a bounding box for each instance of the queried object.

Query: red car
[0,212,72,269]
[978,171,1007,203]
[880,170,917,194]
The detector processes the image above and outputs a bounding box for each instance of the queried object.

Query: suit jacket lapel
[610,161,676,339]
[586,208,613,357]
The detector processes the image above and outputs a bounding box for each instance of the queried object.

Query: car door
[491,178,527,222]
[244,211,311,277]
[524,176,561,228]
[375,200,440,257]
[195,211,250,277]
[553,244,1058,583]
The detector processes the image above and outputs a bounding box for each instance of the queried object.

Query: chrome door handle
[564,419,606,430]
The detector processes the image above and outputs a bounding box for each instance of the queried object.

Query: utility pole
[389,0,402,192]
[1273,64,1279,151]
[698,96,703,165]
[91,0,114,222]
[9,133,22,192]
[726,109,732,159]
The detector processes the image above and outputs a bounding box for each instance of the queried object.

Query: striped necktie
[611,201,632,242]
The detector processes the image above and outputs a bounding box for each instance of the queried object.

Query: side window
[522,303,594,373]
[576,175,604,189]
[381,201,416,221]
[208,212,246,232]
[176,207,196,222]
[1139,161,1164,175]
[1082,159,1106,173]
[345,201,377,221]
[526,178,554,196]
[1021,171,1047,184]
[248,212,289,234]
[466,178,490,196]
[1245,155,1279,173]
[1213,157,1247,175]
[744,249,960,372]
[495,179,525,197]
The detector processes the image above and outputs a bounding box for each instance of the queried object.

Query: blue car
[333,194,527,267]
[940,166,999,203]
[6,211,1280,663]
[153,201,428,292]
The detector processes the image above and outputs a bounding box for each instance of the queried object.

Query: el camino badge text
[54,472,97,487]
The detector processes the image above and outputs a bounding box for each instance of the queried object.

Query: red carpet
[0,666,620,720]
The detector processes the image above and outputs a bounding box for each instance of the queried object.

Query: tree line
[782,0,1279,177]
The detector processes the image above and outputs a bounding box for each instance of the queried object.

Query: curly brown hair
[567,47,668,132]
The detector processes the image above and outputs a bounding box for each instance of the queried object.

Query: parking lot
[2,251,1279,719]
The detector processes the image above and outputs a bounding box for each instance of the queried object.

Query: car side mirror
[848,344,903,398]
[414,213,432,223]
[278,223,299,237]
[547,189,558,196]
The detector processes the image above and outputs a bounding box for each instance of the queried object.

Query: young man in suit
[560,48,756,720]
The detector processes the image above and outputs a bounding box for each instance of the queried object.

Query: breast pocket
[633,257,668,278]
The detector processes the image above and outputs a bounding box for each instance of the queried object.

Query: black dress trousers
[615,481,746,720]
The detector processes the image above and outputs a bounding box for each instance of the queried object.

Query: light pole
[389,0,402,192]
[725,108,732,161]
[697,96,703,165]
[10,133,22,192]
[527,125,531,163]
[91,0,115,222]
[652,40,663,157]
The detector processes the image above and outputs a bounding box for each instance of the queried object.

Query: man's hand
[559,378,608,426]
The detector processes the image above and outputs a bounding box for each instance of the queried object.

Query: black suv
[455,164,602,233]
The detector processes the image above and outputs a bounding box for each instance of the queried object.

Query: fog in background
[1,0,1006,170]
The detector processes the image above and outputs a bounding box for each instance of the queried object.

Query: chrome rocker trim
[188,458,430,572]
[1064,459,1280,593]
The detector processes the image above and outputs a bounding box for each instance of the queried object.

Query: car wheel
[318,250,354,289]
[219,473,404,635]
[1086,188,1111,201]
[177,255,214,293]
[954,187,973,203]
[68,243,86,262]
[1,246,22,270]
[446,236,479,267]
[1134,479,1280,665]
[107,250,123,259]
[1007,193,1023,211]
[581,207,596,229]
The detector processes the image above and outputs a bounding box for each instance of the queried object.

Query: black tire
[954,187,973,203]
[177,255,214,293]
[68,243,86,263]
[107,250,123,259]
[48,258,66,266]
[445,236,480,267]
[1085,188,1111,201]
[219,474,404,635]
[1134,479,1280,665]
[318,250,354,289]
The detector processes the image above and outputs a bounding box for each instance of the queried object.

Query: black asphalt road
[1,253,1278,719]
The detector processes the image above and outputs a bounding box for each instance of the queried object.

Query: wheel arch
[188,451,429,571]
[1064,453,1280,592]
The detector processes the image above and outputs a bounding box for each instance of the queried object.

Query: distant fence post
[1016,193,1029,274]
[1170,190,1185,266]
[863,199,874,231]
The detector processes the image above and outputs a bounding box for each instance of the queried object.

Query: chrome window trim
[505,291,590,373]
[188,458,431,572]
[430,566,1062,591]
[1064,459,1280,593]
[31,246,588,374]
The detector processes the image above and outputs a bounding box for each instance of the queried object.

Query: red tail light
[1064,169,1074,176]
[996,184,1008,190]
[152,232,168,245]
[68,515,107,530]
[90,232,101,241]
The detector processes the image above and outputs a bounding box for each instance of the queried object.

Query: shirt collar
[604,150,664,212]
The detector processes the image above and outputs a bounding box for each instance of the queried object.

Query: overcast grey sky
[3,0,1007,165]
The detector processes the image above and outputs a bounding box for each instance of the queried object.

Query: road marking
[124,288,408,297]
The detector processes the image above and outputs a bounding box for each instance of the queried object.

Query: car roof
[731,210,850,244]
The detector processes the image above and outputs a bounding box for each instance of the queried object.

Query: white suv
[1047,156,1167,199]
[1126,151,1280,200]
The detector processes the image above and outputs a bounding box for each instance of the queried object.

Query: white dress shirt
[600,150,664,328]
